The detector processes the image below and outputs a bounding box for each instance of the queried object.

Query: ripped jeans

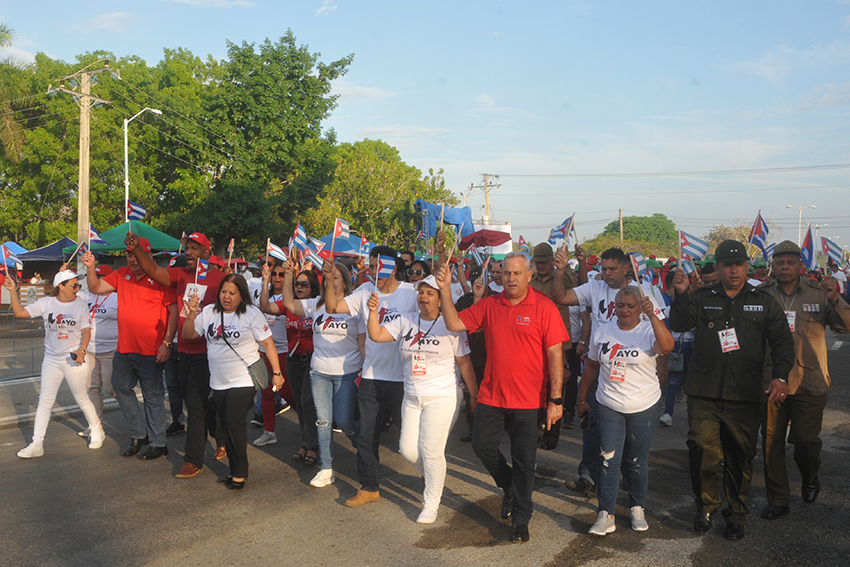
[596,398,662,514]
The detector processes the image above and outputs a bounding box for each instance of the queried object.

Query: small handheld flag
[748,210,769,252]
[127,201,147,221]
[680,259,697,275]
[359,234,370,257]
[468,243,484,266]
[309,237,326,252]
[801,227,816,270]
[628,255,646,299]
[195,258,209,283]
[518,235,531,254]
[293,223,308,251]
[376,255,396,279]
[267,241,288,262]
[822,236,842,266]
[305,247,324,268]
[629,252,648,277]
[227,238,234,254]
[416,229,425,240]
[763,242,777,261]
[89,225,108,246]
[679,230,709,261]
[333,218,350,240]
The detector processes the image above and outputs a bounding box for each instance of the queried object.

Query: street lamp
[786,204,816,246]
[124,108,162,222]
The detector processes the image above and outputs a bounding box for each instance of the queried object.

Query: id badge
[784,311,796,333]
[718,328,740,353]
[265,314,276,326]
[57,323,69,340]
[412,353,427,375]
[610,359,627,382]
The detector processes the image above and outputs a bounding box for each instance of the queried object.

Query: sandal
[304,448,318,465]
[293,445,307,463]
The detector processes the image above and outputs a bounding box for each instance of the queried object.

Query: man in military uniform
[530,242,586,447]
[758,241,850,519]
[670,240,794,541]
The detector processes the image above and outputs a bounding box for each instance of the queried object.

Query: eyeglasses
[272,272,286,277]
[63,283,81,290]
[294,281,311,287]
[407,269,426,277]
[265,262,274,267]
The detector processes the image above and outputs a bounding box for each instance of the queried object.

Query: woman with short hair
[183,274,283,489]
[579,286,673,535]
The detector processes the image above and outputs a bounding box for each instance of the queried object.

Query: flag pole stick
[194,257,200,287]
[446,223,464,263]
[265,238,270,267]
[630,256,646,299]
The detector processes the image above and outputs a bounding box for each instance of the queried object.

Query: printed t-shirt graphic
[25,297,92,357]
[302,297,362,375]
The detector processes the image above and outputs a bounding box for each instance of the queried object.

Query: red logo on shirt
[600,341,639,360]
[516,316,531,326]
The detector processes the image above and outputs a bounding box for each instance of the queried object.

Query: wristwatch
[273,372,283,376]
[163,341,173,348]
[548,397,563,405]
[578,340,587,346]
[778,378,787,384]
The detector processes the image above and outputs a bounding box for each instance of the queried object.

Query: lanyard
[780,288,799,312]
[90,292,113,317]
[417,314,439,353]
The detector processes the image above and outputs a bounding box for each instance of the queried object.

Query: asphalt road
[2,334,849,567]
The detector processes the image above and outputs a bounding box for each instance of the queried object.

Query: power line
[0,92,48,108]
[496,163,850,178]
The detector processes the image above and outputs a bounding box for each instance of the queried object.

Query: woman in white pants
[367,275,479,524]
[6,270,106,458]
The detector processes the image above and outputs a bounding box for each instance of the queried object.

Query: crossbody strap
[219,309,250,368]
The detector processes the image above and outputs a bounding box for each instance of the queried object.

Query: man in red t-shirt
[126,230,227,478]
[438,251,568,544]
[83,240,177,460]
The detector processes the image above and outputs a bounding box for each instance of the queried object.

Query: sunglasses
[63,282,81,290]
[294,281,311,287]
[407,269,426,277]
[272,271,286,277]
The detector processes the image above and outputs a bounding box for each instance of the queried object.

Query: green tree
[601,213,677,245]
[580,234,678,258]
[305,140,455,249]
[0,23,34,161]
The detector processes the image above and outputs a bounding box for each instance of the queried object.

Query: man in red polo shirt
[437,251,568,544]
[126,230,227,478]
[82,240,178,460]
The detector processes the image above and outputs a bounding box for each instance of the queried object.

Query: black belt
[289,352,311,362]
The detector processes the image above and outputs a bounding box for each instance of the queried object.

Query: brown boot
[175,462,203,479]
[345,490,380,508]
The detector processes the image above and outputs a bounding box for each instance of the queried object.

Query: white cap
[53,270,78,287]
[413,275,439,291]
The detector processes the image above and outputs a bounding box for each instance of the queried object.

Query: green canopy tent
[62,221,181,254]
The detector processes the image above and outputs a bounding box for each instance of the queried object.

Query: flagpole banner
[679,230,710,261]
[801,227,816,270]
[127,201,147,221]
[748,210,769,253]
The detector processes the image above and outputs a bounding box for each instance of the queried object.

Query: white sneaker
[253,431,277,447]
[659,413,673,427]
[17,443,44,459]
[630,506,649,531]
[88,427,106,450]
[589,511,616,536]
[77,427,91,438]
[417,508,438,524]
[310,469,335,487]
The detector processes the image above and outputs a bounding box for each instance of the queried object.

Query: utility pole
[469,174,501,225]
[48,61,112,248]
[619,209,624,245]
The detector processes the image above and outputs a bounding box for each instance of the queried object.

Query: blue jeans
[311,370,359,470]
[578,381,601,483]
[596,399,662,514]
[664,340,692,416]
[112,352,167,447]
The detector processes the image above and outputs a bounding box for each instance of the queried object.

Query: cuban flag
[359,234,370,257]
[518,235,531,254]
[305,247,325,268]
[89,225,108,246]
[468,243,484,266]
[267,241,287,262]
[227,238,234,254]
[127,201,146,221]
[547,215,575,246]
[376,255,396,279]
[629,252,648,277]
[309,236,326,252]
[680,230,710,261]
[333,218,350,240]
[763,242,777,261]
[822,236,843,266]
[416,229,425,240]
[748,210,769,253]
[2,245,22,270]
[801,227,816,270]
[680,259,697,275]
[293,223,308,251]
[196,258,209,280]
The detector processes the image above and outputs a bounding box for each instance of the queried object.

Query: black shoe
[379,416,393,432]
[761,504,790,520]
[511,523,529,543]
[166,422,185,436]
[501,488,514,520]
[460,430,473,443]
[564,477,596,498]
[275,401,290,415]
[250,411,264,427]
[562,414,575,429]
[802,478,820,503]
[694,512,712,533]
[725,522,745,541]
[121,437,149,457]
[539,438,558,451]
[218,475,245,490]
[137,445,169,460]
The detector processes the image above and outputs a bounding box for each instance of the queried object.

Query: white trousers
[87,350,115,419]
[33,354,101,445]
[399,389,461,511]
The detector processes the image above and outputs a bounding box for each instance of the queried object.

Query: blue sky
[2,1,850,252]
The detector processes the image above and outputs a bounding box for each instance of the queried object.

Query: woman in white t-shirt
[6,271,106,458]
[183,274,283,490]
[273,258,363,489]
[367,275,479,524]
[578,285,673,536]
